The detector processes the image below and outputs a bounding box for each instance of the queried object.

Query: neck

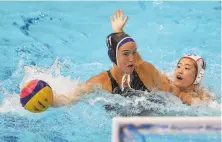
[179,84,196,93]
[110,64,132,85]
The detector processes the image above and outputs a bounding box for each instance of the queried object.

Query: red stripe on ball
[20,80,39,98]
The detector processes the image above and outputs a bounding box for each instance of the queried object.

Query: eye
[177,65,180,68]
[185,68,190,70]
[123,52,129,56]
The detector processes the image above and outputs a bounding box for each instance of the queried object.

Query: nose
[178,68,184,75]
[128,53,134,62]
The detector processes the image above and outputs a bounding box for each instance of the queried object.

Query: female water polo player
[174,54,216,105]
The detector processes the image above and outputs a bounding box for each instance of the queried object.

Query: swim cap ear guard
[108,48,117,64]
[182,54,206,84]
[106,33,118,64]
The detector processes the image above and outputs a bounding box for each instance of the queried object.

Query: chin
[124,68,134,74]
[174,81,183,88]
[175,82,191,89]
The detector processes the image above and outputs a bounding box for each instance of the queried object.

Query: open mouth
[177,75,183,80]
[127,64,134,68]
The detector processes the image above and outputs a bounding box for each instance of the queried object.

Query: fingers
[113,11,117,20]
[178,92,192,105]
[117,9,121,18]
[184,95,193,105]
[119,9,123,18]
[117,9,124,20]
[110,16,114,23]
[178,92,186,100]
[112,9,125,20]
[123,16,128,25]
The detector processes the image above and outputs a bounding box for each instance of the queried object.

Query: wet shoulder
[136,61,156,76]
[86,71,112,93]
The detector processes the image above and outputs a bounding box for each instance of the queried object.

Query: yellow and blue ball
[20,80,53,113]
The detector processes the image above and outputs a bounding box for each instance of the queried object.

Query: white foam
[20,58,80,95]
[0,58,80,114]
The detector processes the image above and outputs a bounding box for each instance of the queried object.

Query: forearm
[51,93,79,107]
[154,71,172,92]
[51,83,95,107]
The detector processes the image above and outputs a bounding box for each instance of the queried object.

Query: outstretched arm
[52,72,109,107]
[51,82,92,107]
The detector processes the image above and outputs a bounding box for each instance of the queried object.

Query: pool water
[0,1,221,142]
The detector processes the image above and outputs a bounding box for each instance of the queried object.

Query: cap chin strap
[121,74,131,92]
[193,64,205,84]
[115,37,135,92]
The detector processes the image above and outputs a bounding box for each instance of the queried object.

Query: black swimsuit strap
[131,71,148,91]
[107,70,120,92]
[107,70,149,94]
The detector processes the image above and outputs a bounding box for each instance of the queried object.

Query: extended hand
[178,92,192,105]
[110,9,128,33]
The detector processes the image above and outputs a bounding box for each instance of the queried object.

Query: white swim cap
[181,54,206,84]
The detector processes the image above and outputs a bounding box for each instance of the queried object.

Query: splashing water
[20,58,80,94]
[0,58,221,117]
[85,90,221,117]
[0,58,80,115]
